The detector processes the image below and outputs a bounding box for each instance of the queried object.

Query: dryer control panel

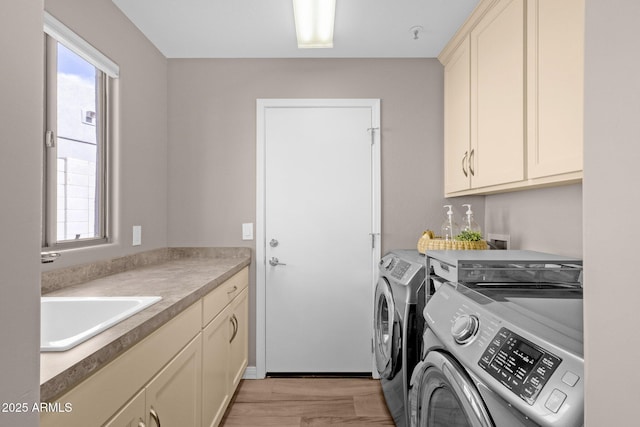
[479,327,561,405]
[380,250,424,286]
[425,281,584,427]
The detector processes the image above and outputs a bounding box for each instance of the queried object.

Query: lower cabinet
[202,303,232,427]
[145,334,202,427]
[229,288,248,391]
[202,287,249,427]
[42,267,249,427]
[105,335,202,427]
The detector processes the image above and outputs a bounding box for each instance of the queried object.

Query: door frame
[255,99,381,379]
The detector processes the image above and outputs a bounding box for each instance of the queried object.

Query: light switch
[133,225,142,246]
[242,223,254,241]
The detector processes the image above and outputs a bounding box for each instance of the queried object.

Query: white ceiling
[111,0,480,59]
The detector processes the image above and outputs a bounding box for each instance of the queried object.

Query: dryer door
[413,351,494,427]
[374,277,400,378]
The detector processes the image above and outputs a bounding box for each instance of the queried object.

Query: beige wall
[583,0,640,423]
[42,0,169,270]
[0,1,43,425]
[4,0,632,423]
[0,1,167,423]
[484,184,582,257]
[167,58,484,366]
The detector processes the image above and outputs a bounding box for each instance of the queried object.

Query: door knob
[269,257,286,266]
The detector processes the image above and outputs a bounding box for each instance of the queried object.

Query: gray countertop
[40,247,251,402]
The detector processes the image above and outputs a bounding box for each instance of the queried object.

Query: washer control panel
[478,327,561,405]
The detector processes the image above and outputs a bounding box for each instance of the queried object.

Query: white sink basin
[41,296,162,352]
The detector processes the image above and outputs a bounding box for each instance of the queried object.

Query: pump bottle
[460,204,481,235]
[441,205,459,241]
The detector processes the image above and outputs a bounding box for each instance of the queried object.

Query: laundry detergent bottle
[441,205,459,241]
[460,204,481,235]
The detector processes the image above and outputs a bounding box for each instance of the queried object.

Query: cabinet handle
[462,151,468,177]
[138,420,147,427]
[229,314,239,343]
[149,407,161,427]
[469,149,475,176]
[227,285,238,295]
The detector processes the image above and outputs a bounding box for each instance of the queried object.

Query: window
[43,13,118,249]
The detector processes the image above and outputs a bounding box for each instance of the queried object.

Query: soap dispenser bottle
[441,205,459,241]
[460,204,481,234]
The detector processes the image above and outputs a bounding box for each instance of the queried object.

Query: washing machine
[409,251,584,427]
[375,249,425,427]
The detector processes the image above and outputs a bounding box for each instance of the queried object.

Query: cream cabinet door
[146,335,202,427]
[103,389,146,427]
[444,35,472,195]
[527,0,584,179]
[470,0,525,189]
[202,304,232,427]
[229,288,249,390]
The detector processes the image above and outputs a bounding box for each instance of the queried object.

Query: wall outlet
[242,223,253,241]
[487,233,510,250]
[133,225,142,246]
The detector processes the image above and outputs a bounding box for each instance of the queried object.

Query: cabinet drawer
[430,259,457,283]
[203,267,248,327]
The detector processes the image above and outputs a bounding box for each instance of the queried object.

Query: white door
[257,99,380,374]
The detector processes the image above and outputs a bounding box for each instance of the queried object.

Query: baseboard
[242,366,258,379]
[242,367,377,380]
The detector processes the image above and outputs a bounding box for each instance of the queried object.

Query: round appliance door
[414,351,494,427]
[374,277,400,378]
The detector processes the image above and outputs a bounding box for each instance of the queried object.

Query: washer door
[374,277,400,378]
[414,351,494,427]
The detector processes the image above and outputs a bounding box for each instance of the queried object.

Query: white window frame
[42,12,118,250]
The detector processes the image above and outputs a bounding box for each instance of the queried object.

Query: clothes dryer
[375,250,425,427]
[409,251,583,427]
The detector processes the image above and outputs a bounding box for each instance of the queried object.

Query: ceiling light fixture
[293,0,336,48]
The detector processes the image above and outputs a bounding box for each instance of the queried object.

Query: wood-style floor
[220,377,396,426]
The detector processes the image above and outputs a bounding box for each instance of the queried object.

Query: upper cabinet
[471,0,525,189]
[527,0,584,179]
[439,0,584,197]
[443,35,471,194]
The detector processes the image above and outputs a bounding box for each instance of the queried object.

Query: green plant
[455,230,483,241]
